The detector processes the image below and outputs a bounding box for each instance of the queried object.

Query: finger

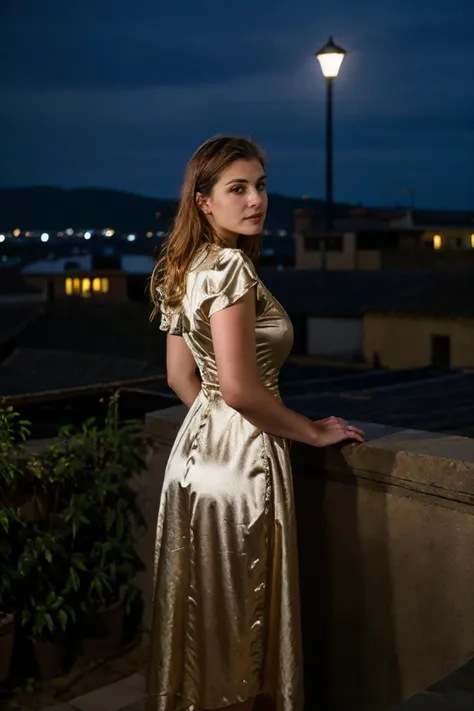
[345,432,364,443]
[347,430,365,442]
[348,426,365,437]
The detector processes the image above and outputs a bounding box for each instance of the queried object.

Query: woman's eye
[231,186,244,194]
[257,183,267,192]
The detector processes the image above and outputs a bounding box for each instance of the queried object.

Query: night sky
[1,0,473,209]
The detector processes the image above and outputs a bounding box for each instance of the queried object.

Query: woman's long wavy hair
[150,135,266,319]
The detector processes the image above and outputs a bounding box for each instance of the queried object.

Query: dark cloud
[1,0,473,208]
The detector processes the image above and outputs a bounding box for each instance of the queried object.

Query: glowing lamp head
[316,36,347,78]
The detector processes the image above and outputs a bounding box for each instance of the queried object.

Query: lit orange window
[82,278,91,297]
[101,278,109,293]
[92,277,101,292]
[73,278,81,293]
[65,278,73,295]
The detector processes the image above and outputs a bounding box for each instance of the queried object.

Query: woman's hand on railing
[312,416,365,447]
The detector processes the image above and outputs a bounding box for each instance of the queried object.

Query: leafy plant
[1,391,146,662]
[0,399,31,498]
[17,529,84,640]
[21,591,77,638]
[0,507,24,616]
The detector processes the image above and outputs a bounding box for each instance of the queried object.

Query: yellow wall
[364,313,474,369]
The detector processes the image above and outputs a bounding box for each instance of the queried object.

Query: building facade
[364,314,474,369]
[294,209,474,270]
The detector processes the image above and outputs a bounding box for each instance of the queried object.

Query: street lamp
[316,36,346,235]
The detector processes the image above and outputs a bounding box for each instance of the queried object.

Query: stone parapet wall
[141,406,474,711]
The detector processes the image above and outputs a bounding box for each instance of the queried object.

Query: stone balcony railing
[134,406,474,711]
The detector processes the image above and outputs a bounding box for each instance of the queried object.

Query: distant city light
[146,231,153,238]
[471,234,474,249]
[0,234,5,243]
[84,231,92,240]
[433,234,442,250]
[66,228,74,236]
[104,228,115,237]
[41,233,49,242]
[127,234,136,242]
[13,229,21,237]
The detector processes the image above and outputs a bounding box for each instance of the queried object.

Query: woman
[147,135,364,711]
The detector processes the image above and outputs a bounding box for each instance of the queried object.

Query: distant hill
[0,186,347,233]
[0,186,471,233]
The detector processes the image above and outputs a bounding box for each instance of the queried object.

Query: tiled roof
[22,255,93,274]
[142,361,474,438]
[22,253,156,275]
[0,305,43,345]
[0,267,42,295]
[258,268,474,319]
[14,299,167,363]
[284,369,474,438]
[0,348,165,398]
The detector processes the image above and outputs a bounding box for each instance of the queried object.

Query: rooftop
[22,253,155,275]
[0,266,43,296]
[284,368,474,438]
[144,363,474,439]
[0,305,42,345]
[0,347,164,399]
[13,299,167,363]
[258,267,474,318]
[300,208,474,234]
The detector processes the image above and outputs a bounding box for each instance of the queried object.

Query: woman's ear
[196,192,211,216]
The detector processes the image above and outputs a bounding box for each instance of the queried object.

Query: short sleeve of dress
[200,248,260,318]
[157,288,183,336]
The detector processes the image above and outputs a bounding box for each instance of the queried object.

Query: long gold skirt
[146,391,303,711]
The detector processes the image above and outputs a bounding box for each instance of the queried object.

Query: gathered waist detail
[200,381,280,400]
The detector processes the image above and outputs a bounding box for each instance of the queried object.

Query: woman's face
[197,159,267,243]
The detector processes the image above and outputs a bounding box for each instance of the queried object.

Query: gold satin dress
[147,246,303,711]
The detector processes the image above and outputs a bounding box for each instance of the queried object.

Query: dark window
[356,232,399,250]
[456,237,463,249]
[431,335,451,368]
[47,280,55,301]
[304,236,343,252]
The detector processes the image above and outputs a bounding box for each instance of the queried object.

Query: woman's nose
[248,189,263,208]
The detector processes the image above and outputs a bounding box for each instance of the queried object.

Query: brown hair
[150,135,266,319]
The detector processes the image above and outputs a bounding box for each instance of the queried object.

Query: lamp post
[316,37,346,236]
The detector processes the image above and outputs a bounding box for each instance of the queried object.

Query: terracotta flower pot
[32,635,68,681]
[82,601,124,661]
[0,614,15,682]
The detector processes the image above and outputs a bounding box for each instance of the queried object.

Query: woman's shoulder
[189,244,249,274]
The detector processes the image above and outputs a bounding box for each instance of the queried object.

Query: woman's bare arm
[211,290,364,447]
[166,334,201,408]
